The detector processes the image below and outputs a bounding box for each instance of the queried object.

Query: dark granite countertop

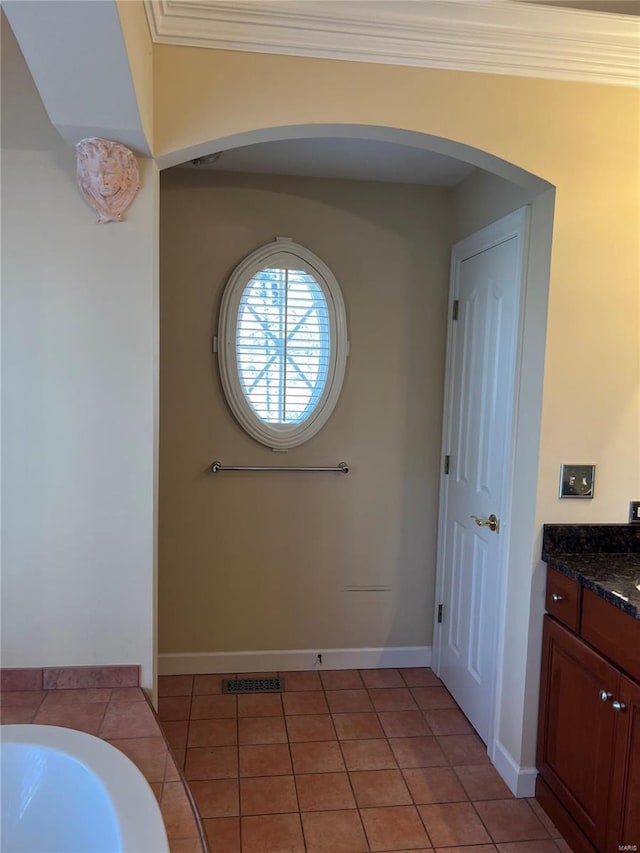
[542,524,640,620]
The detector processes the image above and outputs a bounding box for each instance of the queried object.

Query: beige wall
[150,44,639,770]
[159,168,454,654]
[1,15,159,688]
[5,4,637,776]
[152,46,639,516]
[453,169,540,242]
[116,0,153,150]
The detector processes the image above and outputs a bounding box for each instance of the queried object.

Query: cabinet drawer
[546,567,581,631]
[581,589,640,682]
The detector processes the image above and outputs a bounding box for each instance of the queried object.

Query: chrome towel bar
[210,461,349,474]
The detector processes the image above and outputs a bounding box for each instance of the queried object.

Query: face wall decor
[75,137,140,224]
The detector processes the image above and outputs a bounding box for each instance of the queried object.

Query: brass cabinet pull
[470,514,500,533]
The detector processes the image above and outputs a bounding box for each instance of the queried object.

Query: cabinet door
[537,616,618,850]
[607,676,640,852]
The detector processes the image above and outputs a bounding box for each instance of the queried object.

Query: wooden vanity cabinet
[606,676,640,851]
[545,568,581,632]
[538,616,618,850]
[537,568,640,853]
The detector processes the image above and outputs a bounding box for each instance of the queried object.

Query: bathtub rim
[1,724,169,853]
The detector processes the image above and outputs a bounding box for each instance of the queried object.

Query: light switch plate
[559,463,596,499]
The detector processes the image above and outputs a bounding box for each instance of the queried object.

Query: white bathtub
[1,725,169,853]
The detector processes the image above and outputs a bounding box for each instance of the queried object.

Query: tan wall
[116,0,154,151]
[159,169,454,654]
[153,47,639,519]
[151,45,639,768]
[453,169,540,242]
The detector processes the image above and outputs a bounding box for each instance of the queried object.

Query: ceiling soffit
[145,0,639,88]
[3,0,151,154]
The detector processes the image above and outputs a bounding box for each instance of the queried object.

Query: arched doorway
[157,124,555,794]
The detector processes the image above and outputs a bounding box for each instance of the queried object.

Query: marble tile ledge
[0,670,208,852]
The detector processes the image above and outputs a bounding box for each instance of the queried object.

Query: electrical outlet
[629,501,640,523]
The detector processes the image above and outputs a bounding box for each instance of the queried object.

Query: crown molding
[144,0,639,87]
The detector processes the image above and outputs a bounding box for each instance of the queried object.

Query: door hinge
[444,455,450,475]
[437,604,443,624]
[452,300,459,321]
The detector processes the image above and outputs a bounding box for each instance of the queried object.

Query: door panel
[607,676,640,852]
[439,219,524,744]
[537,616,618,851]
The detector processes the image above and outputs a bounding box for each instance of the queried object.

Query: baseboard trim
[492,739,538,798]
[158,646,431,676]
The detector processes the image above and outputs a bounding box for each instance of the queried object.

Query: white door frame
[432,206,531,764]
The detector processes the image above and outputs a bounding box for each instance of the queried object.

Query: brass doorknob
[470,514,500,533]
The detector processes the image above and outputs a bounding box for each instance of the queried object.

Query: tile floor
[158,668,570,853]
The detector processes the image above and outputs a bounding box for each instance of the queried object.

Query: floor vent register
[222,677,283,693]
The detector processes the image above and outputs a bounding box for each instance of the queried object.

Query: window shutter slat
[236,266,331,425]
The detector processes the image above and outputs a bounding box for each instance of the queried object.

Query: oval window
[218,239,348,450]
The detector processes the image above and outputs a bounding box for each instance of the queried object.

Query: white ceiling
[178,137,477,187]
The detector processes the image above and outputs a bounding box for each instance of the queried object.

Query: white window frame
[218,238,348,450]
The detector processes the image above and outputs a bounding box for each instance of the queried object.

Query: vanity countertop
[542,524,640,621]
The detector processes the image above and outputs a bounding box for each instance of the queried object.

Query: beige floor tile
[350,769,413,808]
[240,775,298,815]
[320,670,364,691]
[203,817,240,853]
[341,738,397,771]
[239,743,293,777]
[291,740,346,773]
[241,813,305,853]
[474,800,550,843]
[418,802,492,846]
[239,715,288,744]
[360,804,431,851]
[389,736,448,768]
[454,764,513,800]
[296,772,356,811]
[189,779,239,818]
[302,809,369,853]
[403,766,468,804]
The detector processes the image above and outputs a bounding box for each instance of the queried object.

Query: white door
[435,208,528,746]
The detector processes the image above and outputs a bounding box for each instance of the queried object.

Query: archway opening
[156,125,555,794]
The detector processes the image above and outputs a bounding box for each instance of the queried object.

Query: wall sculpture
[76,137,140,224]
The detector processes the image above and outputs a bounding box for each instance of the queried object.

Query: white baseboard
[492,739,538,798]
[158,646,431,676]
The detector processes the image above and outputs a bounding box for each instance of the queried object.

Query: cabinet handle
[551,593,564,602]
[612,700,626,711]
[599,690,613,702]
